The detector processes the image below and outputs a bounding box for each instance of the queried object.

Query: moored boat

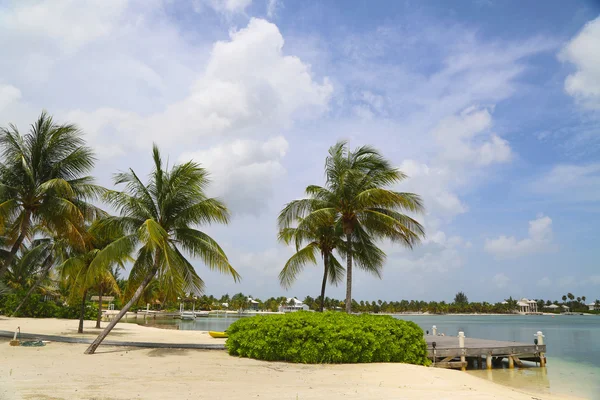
[209,331,228,338]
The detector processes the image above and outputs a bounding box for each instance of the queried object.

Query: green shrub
[226,312,429,365]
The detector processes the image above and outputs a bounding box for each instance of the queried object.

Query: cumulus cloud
[0,84,21,111]
[180,136,288,215]
[432,107,512,166]
[485,215,553,258]
[559,17,600,110]
[69,18,332,155]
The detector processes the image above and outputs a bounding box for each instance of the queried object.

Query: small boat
[194,311,210,317]
[209,331,228,338]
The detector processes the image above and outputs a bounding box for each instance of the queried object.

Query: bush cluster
[0,291,98,320]
[226,312,429,365]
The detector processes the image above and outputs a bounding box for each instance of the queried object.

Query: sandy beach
[0,317,579,400]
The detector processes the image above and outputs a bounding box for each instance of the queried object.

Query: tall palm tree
[279,141,425,313]
[84,145,240,354]
[562,295,567,302]
[0,112,102,278]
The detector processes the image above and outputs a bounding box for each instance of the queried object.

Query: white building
[543,304,560,311]
[587,302,600,311]
[278,297,310,313]
[247,297,259,311]
[516,298,538,313]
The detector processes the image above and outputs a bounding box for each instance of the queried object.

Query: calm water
[138,314,600,399]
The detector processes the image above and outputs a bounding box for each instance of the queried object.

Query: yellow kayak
[209,331,228,338]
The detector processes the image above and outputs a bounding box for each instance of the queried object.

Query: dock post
[432,325,437,336]
[486,353,492,369]
[535,331,546,367]
[458,331,466,371]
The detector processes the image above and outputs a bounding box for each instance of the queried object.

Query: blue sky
[0,0,599,303]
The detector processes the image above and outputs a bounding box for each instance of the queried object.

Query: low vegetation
[226,312,429,365]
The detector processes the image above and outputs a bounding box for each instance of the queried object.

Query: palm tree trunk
[84,267,157,354]
[96,284,103,329]
[0,211,32,278]
[345,233,352,314]
[11,255,53,317]
[78,290,88,334]
[319,252,329,312]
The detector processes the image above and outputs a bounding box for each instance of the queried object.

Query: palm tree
[582,296,586,303]
[0,112,102,278]
[278,212,343,312]
[567,293,574,301]
[562,295,567,302]
[278,141,425,313]
[10,227,72,317]
[454,291,468,304]
[60,220,128,333]
[278,211,385,312]
[84,145,240,354]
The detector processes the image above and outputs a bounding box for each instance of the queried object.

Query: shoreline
[0,316,580,400]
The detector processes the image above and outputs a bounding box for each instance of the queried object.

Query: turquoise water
[139,314,600,399]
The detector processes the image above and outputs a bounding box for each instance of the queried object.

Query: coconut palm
[84,145,240,354]
[0,112,103,278]
[278,211,385,312]
[10,227,72,317]
[562,295,567,302]
[60,220,128,333]
[279,141,425,312]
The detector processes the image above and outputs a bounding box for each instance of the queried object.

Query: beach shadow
[146,348,193,357]
[92,346,146,355]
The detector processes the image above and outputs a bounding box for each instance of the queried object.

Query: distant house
[587,303,600,311]
[247,297,259,311]
[543,304,560,311]
[561,305,570,312]
[516,298,538,313]
[278,297,309,313]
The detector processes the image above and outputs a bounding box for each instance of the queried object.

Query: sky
[0,0,599,303]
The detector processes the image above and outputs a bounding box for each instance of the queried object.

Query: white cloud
[0,0,128,54]
[266,0,280,18]
[537,277,552,287]
[559,17,600,110]
[0,84,21,111]
[588,276,600,285]
[194,0,253,14]
[432,107,512,166]
[493,273,510,289]
[69,18,332,155]
[485,215,553,258]
[180,136,288,215]
[532,163,600,203]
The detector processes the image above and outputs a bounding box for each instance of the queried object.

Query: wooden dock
[426,334,546,370]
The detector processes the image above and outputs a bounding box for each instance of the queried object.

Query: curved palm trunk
[319,252,329,312]
[96,284,103,329]
[11,255,53,317]
[345,233,353,314]
[0,211,31,278]
[78,290,88,334]
[85,267,157,354]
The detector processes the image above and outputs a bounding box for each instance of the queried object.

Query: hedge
[226,312,429,365]
[0,291,98,320]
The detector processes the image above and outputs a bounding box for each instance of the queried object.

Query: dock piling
[535,331,546,367]
[458,331,466,371]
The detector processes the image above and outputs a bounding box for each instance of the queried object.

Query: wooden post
[486,353,493,369]
[432,325,437,336]
[508,355,514,369]
[458,331,466,371]
[536,331,546,367]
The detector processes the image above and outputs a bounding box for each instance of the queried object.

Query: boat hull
[209,331,228,338]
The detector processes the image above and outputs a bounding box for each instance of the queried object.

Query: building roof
[543,304,559,309]
[286,297,304,305]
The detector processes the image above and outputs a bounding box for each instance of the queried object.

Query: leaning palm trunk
[319,252,329,312]
[345,233,353,313]
[96,285,103,329]
[85,268,156,354]
[11,255,53,317]
[78,290,88,334]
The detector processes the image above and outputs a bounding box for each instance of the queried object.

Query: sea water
[139,314,600,399]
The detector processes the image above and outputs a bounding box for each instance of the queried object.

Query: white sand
[0,317,579,400]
